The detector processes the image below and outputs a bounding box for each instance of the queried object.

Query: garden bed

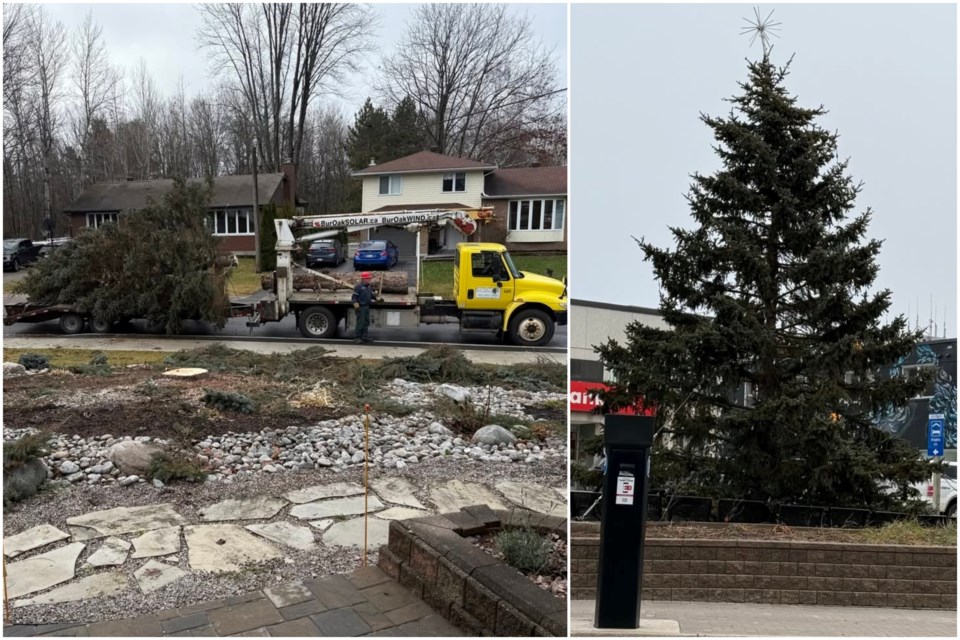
[378,506,568,636]
[471,526,567,599]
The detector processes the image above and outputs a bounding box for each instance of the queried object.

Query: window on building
[86,213,119,229]
[208,209,254,236]
[508,199,565,231]
[442,172,466,192]
[379,175,402,195]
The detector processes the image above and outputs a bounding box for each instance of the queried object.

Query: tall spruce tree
[596,53,933,509]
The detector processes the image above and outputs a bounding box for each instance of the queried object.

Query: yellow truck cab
[450,242,567,346]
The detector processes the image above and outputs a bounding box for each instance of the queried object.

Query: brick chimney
[281,159,297,209]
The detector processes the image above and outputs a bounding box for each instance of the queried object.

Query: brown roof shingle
[353,151,496,176]
[63,174,287,213]
[483,166,567,198]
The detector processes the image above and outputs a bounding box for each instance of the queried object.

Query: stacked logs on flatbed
[260,269,410,293]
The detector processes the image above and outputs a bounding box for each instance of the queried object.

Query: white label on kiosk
[615,471,635,505]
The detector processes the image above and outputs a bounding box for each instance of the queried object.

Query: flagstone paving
[429,479,507,512]
[323,518,391,550]
[289,495,385,520]
[85,537,132,567]
[3,524,70,558]
[370,477,427,509]
[4,476,561,632]
[496,480,567,516]
[66,504,187,538]
[283,482,365,504]
[14,573,128,608]
[245,521,317,551]
[197,495,288,522]
[6,543,86,599]
[130,526,182,558]
[183,524,284,573]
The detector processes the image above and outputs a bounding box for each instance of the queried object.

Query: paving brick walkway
[4,567,462,637]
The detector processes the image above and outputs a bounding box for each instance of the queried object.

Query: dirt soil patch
[472,529,567,599]
[3,368,346,440]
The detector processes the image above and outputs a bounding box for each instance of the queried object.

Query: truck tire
[508,308,555,347]
[10,258,19,272]
[298,306,338,339]
[89,317,113,333]
[59,313,85,335]
[946,500,956,518]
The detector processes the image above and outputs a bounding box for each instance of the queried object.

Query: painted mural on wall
[874,339,957,451]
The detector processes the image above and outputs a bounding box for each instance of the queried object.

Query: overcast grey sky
[43,2,567,116]
[571,3,957,337]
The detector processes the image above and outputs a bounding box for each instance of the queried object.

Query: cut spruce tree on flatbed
[260,270,410,293]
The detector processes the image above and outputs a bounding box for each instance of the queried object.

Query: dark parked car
[353,240,399,270]
[3,238,40,272]
[306,239,346,268]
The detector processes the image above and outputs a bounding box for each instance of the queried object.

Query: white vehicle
[912,461,957,517]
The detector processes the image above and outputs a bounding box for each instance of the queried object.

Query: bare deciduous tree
[378,4,562,162]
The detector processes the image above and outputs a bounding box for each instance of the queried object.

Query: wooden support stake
[363,404,371,567]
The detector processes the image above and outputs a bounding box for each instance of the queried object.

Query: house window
[442,172,466,193]
[379,175,401,195]
[508,199,565,231]
[86,212,118,229]
[208,209,254,236]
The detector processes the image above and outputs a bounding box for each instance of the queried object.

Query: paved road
[570,600,957,637]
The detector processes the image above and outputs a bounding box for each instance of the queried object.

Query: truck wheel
[89,317,112,333]
[298,306,338,339]
[947,500,956,518]
[11,259,19,272]
[508,309,555,347]
[59,313,85,335]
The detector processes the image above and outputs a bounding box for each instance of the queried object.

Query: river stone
[283,482,364,504]
[495,481,566,516]
[14,572,128,608]
[435,383,470,403]
[131,526,181,558]
[289,495,384,520]
[107,441,164,475]
[3,362,26,377]
[183,524,283,573]
[6,543,85,599]
[472,425,517,446]
[66,504,186,538]
[371,477,426,509]
[134,560,188,594]
[429,480,506,512]
[245,522,316,551]
[4,524,70,558]
[86,537,131,567]
[323,518,391,549]
[375,507,429,521]
[198,495,288,522]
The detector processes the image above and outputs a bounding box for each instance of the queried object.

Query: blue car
[354,240,399,270]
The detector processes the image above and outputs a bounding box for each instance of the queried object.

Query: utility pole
[252,147,261,273]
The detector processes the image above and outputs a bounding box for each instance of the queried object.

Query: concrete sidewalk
[4,567,462,637]
[571,599,957,637]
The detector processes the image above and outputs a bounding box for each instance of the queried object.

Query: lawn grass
[225,257,263,297]
[419,255,567,298]
[3,348,169,368]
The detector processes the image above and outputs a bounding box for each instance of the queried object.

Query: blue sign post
[927,413,945,457]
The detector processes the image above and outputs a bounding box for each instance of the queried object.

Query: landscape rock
[289,495,384,520]
[472,425,517,446]
[245,522,317,551]
[6,543,85,599]
[134,560,188,594]
[86,537,131,567]
[66,504,187,538]
[3,362,27,378]
[198,495,288,522]
[130,526,181,558]
[429,479,506,512]
[183,524,283,573]
[435,383,470,403]
[323,518,390,549]
[107,441,163,475]
[3,524,70,558]
[14,572,128,608]
[371,477,426,509]
[283,482,364,504]
[59,461,80,474]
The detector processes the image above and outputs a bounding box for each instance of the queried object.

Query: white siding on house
[361,170,486,212]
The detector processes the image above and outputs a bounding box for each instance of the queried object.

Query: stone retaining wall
[571,522,956,609]
[378,506,567,636]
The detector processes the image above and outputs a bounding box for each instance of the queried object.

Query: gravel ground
[4,456,567,625]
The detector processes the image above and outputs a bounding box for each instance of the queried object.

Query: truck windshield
[502,251,522,279]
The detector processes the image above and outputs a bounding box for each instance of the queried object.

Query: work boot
[354,337,363,344]
[362,337,373,343]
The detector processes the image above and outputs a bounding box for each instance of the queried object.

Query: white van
[913,461,957,516]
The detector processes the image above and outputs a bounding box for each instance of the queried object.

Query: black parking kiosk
[594,414,655,629]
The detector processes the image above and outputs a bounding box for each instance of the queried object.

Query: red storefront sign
[569,380,655,415]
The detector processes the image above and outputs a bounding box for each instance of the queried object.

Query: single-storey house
[352,150,567,255]
[62,163,300,255]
